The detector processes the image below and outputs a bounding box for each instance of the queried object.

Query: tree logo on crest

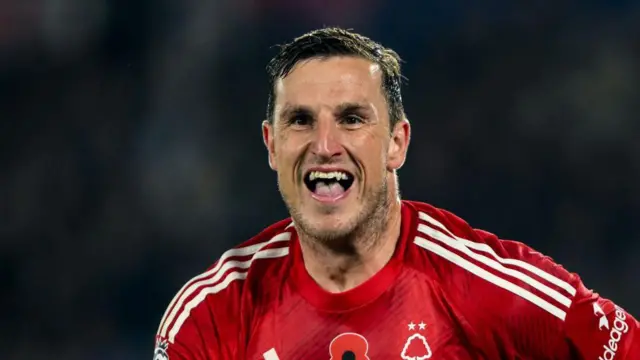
[401,321,432,360]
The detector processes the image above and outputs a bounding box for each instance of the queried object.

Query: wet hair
[266,27,405,127]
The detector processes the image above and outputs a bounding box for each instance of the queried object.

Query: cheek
[277,145,297,168]
[275,141,305,180]
[354,138,387,177]
[276,132,307,157]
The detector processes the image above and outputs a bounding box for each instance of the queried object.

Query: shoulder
[155,218,295,344]
[406,200,579,321]
[406,201,640,358]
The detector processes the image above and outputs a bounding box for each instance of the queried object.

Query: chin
[308,226,355,243]
[297,212,359,242]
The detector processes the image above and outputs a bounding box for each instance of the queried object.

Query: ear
[262,120,277,171]
[387,118,411,171]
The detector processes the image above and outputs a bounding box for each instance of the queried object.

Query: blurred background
[1,0,639,358]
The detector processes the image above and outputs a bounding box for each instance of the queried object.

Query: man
[154,27,638,359]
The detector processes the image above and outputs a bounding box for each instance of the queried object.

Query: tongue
[314,181,345,197]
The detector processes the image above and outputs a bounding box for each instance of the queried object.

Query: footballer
[154,27,638,359]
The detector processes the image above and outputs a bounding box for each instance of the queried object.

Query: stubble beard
[280,175,391,255]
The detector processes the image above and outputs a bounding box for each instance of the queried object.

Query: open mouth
[303,170,355,199]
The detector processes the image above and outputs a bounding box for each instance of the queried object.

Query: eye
[341,114,364,126]
[289,114,312,127]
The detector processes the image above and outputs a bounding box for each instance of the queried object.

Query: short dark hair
[266,27,405,128]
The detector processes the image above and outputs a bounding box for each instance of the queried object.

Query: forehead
[274,56,385,110]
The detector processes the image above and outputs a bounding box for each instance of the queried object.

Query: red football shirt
[154,201,639,359]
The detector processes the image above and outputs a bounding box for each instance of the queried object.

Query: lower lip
[308,185,353,204]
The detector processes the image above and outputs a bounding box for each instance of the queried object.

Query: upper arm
[419,206,638,359]
[475,230,639,359]
[154,295,225,360]
[153,275,242,360]
[562,283,639,359]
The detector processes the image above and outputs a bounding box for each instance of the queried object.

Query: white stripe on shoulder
[414,236,568,320]
[417,224,572,308]
[157,231,291,337]
[167,246,289,342]
[418,212,576,296]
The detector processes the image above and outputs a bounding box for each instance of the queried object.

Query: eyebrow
[334,102,370,116]
[279,102,370,120]
[279,104,313,121]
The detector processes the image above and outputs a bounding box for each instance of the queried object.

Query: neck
[298,195,403,293]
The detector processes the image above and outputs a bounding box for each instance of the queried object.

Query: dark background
[1,1,638,359]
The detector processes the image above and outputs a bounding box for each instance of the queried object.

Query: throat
[304,238,396,293]
[297,203,402,293]
[320,256,379,293]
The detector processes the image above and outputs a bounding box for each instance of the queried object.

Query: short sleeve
[153,270,244,360]
[562,281,639,359]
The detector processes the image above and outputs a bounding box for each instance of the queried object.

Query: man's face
[263,56,409,241]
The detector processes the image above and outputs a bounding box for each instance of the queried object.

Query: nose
[310,114,343,159]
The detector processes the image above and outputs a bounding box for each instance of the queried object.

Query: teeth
[308,171,350,181]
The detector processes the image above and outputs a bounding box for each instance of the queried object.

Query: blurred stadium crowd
[1,0,638,359]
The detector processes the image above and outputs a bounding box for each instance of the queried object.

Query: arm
[562,283,639,359]
[153,271,243,360]
[420,206,638,359]
[154,296,227,360]
[480,232,639,359]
